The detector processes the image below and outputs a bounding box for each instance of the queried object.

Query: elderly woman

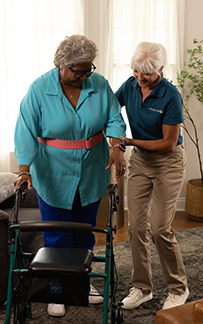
[115,42,189,310]
[14,34,126,317]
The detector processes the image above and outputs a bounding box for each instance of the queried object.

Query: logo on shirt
[149,107,164,114]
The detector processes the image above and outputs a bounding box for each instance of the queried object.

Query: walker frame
[4,183,124,324]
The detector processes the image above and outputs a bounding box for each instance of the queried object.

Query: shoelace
[127,288,141,298]
[90,285,98,295]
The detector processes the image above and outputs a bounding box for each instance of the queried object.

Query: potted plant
[176,38,203,220]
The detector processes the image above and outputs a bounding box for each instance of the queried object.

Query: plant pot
[185,178,203,221]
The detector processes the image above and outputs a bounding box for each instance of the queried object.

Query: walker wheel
[117,308,124,323]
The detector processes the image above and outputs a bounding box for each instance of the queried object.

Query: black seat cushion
[29,247,94,274]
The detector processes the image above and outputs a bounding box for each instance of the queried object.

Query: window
[112,0,180,136]
[112,0,180,90]
[0,0,183,170]
[0,0,83,169]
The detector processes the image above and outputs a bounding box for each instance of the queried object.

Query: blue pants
[37,188,101,251]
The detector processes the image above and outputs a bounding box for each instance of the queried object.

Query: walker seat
[29,247,94,274]
[26,247,94,306]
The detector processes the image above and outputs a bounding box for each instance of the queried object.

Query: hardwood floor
[94,211,203,247]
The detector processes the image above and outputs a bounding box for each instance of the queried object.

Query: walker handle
[10,221,93,234]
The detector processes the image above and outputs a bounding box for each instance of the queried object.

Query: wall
[178,0,203,210]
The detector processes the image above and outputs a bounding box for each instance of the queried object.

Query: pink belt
[38,131,103,150]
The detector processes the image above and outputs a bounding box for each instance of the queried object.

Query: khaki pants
[127,144,187,295]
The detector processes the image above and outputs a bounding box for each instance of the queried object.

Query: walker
[4,183,124,324]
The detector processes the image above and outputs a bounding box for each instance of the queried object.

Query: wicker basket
[185,178,203,221]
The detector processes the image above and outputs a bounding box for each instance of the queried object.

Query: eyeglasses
[69,63,96,79]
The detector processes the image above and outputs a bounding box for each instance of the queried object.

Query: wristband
[17,172,31,178]
[112,143,126,152]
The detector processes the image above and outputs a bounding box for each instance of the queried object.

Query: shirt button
[75,114,78,117]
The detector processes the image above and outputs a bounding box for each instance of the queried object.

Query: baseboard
[124,197,186,212]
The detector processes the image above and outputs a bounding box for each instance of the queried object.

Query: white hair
[54,34,98,69]
[131,42,167,74]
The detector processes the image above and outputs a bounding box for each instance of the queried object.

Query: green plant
[177,38,203,180]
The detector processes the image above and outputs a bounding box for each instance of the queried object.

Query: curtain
[111,0,183,91]
[109,0,185,136]
[0,0,185,172]
[0,0,84,172]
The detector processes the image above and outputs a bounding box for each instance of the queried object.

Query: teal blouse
[14,68,126,209]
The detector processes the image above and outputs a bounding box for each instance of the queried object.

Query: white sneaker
[47,303,65,317]
[89,284,104,304]
[121,287,153,309]
[162,287,189,309]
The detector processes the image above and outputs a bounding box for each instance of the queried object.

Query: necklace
[62,87,74,100]
[60,82,81,103]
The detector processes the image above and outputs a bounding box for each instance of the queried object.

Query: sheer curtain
[0,0,185,171]
[108,0,185,136]
[0,0,84,172]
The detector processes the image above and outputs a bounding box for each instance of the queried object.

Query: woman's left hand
[106,149,126,181]
[120,136,132,146]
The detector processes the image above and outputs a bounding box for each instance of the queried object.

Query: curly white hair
[54,34,98,69]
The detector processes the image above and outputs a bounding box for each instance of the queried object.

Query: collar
[151,77,167,98]
[46,68,61,95]
[132,75,167,98]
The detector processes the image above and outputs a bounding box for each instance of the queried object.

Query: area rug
[1,226,203,324]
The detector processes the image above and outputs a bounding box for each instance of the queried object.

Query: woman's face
[133,67,163,88]
[60,62,92,88]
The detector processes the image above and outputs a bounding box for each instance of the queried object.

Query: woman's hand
[120,124,181,152]
[120,136,133,146]
[14,173,32,192]
[106,148,126,181]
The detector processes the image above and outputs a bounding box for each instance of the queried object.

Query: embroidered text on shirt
[149,107,164,114]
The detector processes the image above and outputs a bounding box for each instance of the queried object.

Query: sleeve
[163,91,184,125]
[14,84,41,166]
[104,79,126,139]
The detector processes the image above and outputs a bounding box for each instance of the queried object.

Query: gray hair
[54,34,98,69]
[131,42,167,74]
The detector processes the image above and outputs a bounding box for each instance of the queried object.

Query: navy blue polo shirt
[115,76,183,145]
